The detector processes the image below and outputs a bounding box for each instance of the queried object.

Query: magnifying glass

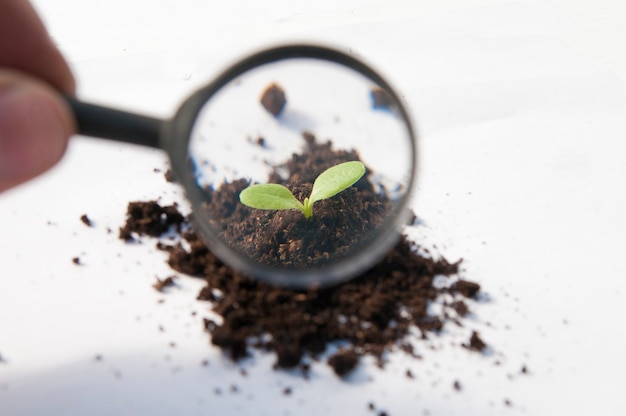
[67,44,417,289]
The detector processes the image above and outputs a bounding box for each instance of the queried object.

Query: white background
[1,0,626,415]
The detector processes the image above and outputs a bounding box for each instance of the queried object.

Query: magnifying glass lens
[172,48,416,288]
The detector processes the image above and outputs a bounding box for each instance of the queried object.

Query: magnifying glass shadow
[276,108,318,133]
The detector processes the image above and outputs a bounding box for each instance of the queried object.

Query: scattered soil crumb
[153,275,177,292]
[450,280,481,298]
[464,331,487,352]
[370,87,393,109]
[72,257,81,265]
[450,300,469,317]
[301,363,311,378]
[328,349,359,377]
[164,168,177,183]
[453,380,462,391]
[283,387,292,396]
[302,131,316,145]
[80,214,93,227]
[260,83,286,116]
[119,201,184,241]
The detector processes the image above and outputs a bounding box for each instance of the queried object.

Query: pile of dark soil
[201,134,390,269]
[123,203,481,375]
[119,136,484,377]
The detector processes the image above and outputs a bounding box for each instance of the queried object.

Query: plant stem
[302,197,313,219]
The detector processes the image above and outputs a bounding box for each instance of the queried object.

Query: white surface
[2,0,626,415]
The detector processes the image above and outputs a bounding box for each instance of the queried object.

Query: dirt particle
[80,214,93,227]
[260,83,286,116]
[328,348,359,377]
[464,331,487,352]
[302,131,316,145]
[450,280,481,298]
[370,87,393,109]
[450,300,470,317]
[119,201,184,241]
[164,168,177,183]
[152,275,177,292]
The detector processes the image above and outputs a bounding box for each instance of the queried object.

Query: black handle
[65,96,163,149]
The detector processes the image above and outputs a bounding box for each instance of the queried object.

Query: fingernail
[0,86,71,179]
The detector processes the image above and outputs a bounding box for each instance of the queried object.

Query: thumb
[0,71,75,192]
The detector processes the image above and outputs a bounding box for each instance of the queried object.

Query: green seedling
[239,161,366,219]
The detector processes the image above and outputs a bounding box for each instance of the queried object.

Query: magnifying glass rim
[163,43,418,289]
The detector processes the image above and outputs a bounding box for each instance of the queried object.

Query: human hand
[0,0,76,193]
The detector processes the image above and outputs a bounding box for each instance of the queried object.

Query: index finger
[0,0,75,93]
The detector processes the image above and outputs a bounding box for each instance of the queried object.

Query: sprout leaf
[239,161,366,219]
[310,161,366,203]
[239,184,304,212]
